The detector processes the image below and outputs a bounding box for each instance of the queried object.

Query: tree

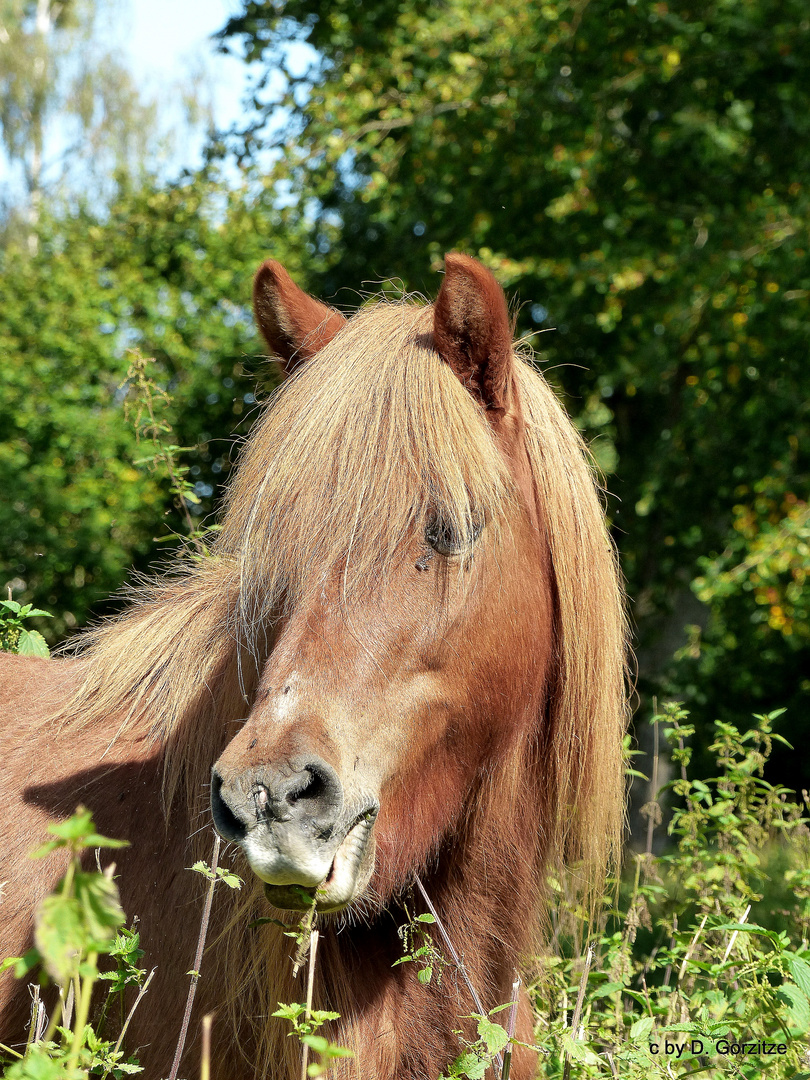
[0,168,310,635]
[220,0,810,782]
[0,0,209,245]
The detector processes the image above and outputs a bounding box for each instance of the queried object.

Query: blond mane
[57,298,626,1076]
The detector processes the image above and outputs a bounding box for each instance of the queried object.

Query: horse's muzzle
[210,755,378,911]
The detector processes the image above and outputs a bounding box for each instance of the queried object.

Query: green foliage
[222,0,810,760]
[0,599,51,656]
[0,170,307,638]
[439,1012,512,1080]
[670,481,810,779]
[394,910,446,985]
[530,704,810,1077]
[189,859,243,891]
[271,1002,352,1078]
[0,808,144,1079]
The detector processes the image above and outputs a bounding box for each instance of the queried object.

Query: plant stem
[500,975,521,1080]
[101,967,157,1078]
[562,943,594,1080]
[414,876,504,1074]
[200,1013,213,1080]
[168,833,221,1080]
[646,712,660,857]
[301,929,319,1080]
[67,951,97,1072]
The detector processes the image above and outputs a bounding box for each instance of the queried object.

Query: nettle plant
[0,807,144,1079]
[0,599,51,657]
[530,704,810,1079]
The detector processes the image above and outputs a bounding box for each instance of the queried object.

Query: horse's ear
[253,260,346,375]
[433,252,514,413]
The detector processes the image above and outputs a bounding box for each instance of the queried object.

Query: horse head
[210,254,554,913]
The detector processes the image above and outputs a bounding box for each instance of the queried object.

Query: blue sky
[122,0,251,138]
[0,0,264,203]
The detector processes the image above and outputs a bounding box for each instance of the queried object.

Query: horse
[0,253,627,1079]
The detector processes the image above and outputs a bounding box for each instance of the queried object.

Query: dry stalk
[300,929,320,1080]
[500,975,521,1080]
[677,912,708,983]
[168,833,221,1080]
[722,904,751,963]
[645,711,661,857]
[562,943,594,1080]
[200,1013,213,1080]
[414,876,504,1074]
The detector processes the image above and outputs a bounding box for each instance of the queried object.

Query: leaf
[451,1051,488,1079]
[35,894,86,983]
[476,1018,509,1056]
[0,600,21,614]
[190,860,216,879]
[712,922,785,945]
[777,982,810,1034]
[788,955,810,1000]
[13,948,41,979]
[34,868,124,983]
[73,871,125,944]
[17,629,50,658]
[417,966,433,984]
[216,868,243,889]
[590,981,625,1000]
[415,913,436,923]
[560,1034,601,1066]
[32,808,129,856]
[630,1016,654,1040]
[301,1035,329,1053]
[272,1002,306,1021]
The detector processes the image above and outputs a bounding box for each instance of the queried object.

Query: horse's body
[0,254,626,1079]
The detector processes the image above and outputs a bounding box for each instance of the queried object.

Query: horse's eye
[425,515,483,556]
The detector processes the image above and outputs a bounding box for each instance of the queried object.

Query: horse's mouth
[262,808,378,913]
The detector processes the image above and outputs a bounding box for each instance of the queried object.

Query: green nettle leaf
[190,860,217,879]
[630,1016,655,1041]
[34,894,87,983]
[561,1035,601,1066]
[301,1035,329,1053]
[4,1042,84,1079]
[777,983,810,1035]
[788,956,810,1000]
[73,871,126,944]
[591,981,626,999]
[33,870,124,983]
[16,628,50,657]
[451,1051,488,1079]
[272,1002,307,1022]
[476,1018,509,1057]
[32,807,129,856]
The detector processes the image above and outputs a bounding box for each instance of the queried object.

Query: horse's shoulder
[0,652,81,718]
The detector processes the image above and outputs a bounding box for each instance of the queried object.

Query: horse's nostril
[211,769,248,842]
[287,767,327,807]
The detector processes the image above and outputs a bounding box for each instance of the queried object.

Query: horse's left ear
[433,252,514,413]
[253,259,346,375]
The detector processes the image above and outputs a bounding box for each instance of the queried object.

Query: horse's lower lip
[262,812,376,912]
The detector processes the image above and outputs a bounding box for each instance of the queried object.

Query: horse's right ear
[253,260,346,375]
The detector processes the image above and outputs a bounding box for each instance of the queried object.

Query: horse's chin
[260,816,377,914]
